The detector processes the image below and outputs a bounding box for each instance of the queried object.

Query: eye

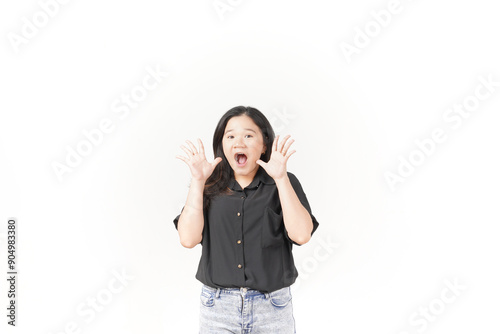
[226,135,252,139]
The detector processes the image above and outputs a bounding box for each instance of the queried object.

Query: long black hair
[201,106,275,211]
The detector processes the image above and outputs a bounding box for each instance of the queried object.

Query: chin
[233,163,255,173]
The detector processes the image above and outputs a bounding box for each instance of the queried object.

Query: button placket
[235,193,245,286]
[236,194,245,246]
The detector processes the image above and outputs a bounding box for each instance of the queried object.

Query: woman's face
[222,115,266,177]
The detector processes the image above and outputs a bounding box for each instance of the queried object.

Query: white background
[1,0,499,333]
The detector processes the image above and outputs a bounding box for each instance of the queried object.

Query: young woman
[174,106,319,333]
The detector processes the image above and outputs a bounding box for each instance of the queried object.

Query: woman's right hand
[176,138,222,182]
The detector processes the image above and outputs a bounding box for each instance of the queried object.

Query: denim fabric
[199,284,296,333]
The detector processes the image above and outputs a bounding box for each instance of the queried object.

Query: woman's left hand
[256,134,296,181]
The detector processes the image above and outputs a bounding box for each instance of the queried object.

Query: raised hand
[176,138,222,182]
[256,134,296,181]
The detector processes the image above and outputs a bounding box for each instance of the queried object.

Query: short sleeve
[173,206,183,230]
[283,172,320,246]
[173,205,204,245]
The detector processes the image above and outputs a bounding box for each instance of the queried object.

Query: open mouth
[234,153,248,166]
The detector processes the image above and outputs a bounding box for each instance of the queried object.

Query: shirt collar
[229,166,275,190]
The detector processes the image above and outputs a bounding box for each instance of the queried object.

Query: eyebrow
[224,128,257,135]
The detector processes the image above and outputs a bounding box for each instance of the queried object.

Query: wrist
[190,178,207,188]
[274,173,290,185]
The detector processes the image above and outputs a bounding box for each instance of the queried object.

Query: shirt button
[237,212,241,216]
[237,240,241,244]
[238,264,242,268]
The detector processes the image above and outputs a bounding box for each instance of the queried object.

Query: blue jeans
[199,284,296,333]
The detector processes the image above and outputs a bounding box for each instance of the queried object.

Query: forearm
[177,178,205,248]
[275,175,313,245]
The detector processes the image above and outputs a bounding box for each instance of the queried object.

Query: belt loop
[265,292,270,299]
[215,288,221,298]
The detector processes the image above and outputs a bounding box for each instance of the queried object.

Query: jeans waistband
[202,284,273,299]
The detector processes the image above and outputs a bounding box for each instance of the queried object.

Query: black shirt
[173,166,319,293]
